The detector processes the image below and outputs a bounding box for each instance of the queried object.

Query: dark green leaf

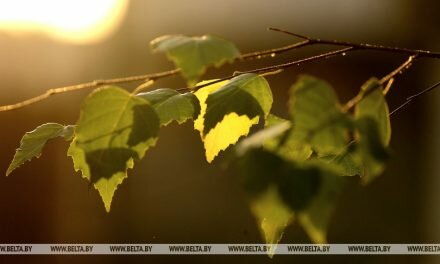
[68,86,159,212]
[7,123,74,176]
[137,88,200,126]
[151,35,240,85]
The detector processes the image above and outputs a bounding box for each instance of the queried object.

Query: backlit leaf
[264,114,313,162]
[355,78,391,145]
[239,148,322,247]
[236,119,291,156]
[151,35,240,86]
[319,151,360,176]
[351,78,391,183]
[289,75,349,155]
[7,123,74,176]
[250,187,294,257]
[298,173,344,244]
[195,74,273,162]
[354,117,389,184]
[68,86,159,212]
[137,88,200,126]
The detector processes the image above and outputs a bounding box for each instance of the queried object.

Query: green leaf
[239,149,321,247]
[194,74,273,162]
[237,114,312,162]
[137,88,200,126]
[289,75,349,155]
[318,151,360,176]
[240,150,293,252]
[7,123,74,176]
[355,78,391,145]
[250,187,294,257]
[151,35,240,86]
[265,114,313,162]
[68,86,159,212]
[236,116,291,156]
[351,78,391,183]
[354,117,390,184]
[298,173,344,244]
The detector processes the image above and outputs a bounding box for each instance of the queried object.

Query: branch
[269,27,440,59]
[0,39,318,112]
[2,28,439,111]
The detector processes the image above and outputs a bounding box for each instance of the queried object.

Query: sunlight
[0,0,128,44]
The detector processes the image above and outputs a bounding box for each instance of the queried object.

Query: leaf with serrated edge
[68,86,159,212]
[194,74,273,162]
[137,88,200,126]
[151,35,240,86]
[7,123,74,176]
[194,79,229,134]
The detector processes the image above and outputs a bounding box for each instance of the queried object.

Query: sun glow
[0,0,128,44]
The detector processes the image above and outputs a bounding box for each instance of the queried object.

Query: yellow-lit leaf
[194,79,228,134]
[194,74,273,162]
[250,186,294,257]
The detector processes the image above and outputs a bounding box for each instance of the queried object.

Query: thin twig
[379,55,417,85]
[131,79,155,95]
[342,55,416,112]
[269,27,440,59]
[390,80,440,116]
[240,40,311,60]
[0,69,180,111]
[383,78,395,95]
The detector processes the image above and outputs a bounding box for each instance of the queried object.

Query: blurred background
[0,0,439,263]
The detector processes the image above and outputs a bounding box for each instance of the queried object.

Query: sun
[0,0,128,44]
